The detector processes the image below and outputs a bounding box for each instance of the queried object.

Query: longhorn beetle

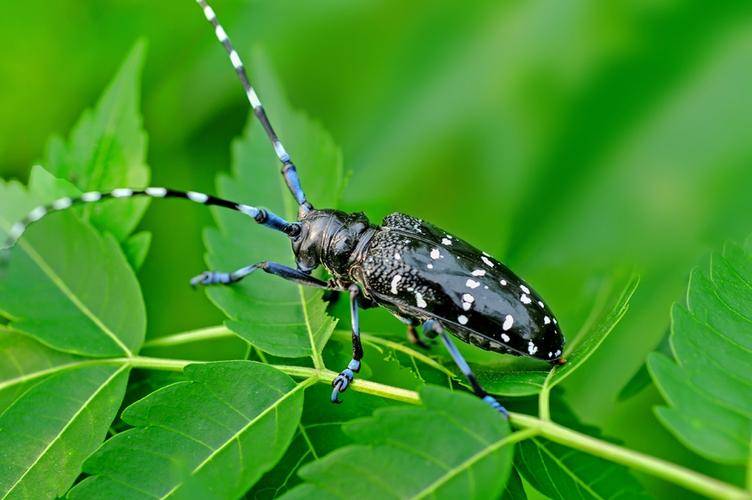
[1,0,565,417]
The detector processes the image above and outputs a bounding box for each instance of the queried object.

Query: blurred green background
[2,0,752,495]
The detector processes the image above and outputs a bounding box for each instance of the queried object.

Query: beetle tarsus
[190,271,232,288]
[331,360,360,404]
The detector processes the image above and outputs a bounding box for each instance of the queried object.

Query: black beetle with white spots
[0,0,565,417]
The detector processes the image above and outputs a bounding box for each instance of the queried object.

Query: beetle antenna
[0,187,299,265]
[195,0,312,214]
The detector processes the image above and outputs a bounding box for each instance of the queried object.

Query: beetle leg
[190,261,331,289]
[331,284,363,404]
[424,319,508,418]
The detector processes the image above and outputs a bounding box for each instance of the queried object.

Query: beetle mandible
[1,0,565,417]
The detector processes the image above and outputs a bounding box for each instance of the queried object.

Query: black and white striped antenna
[196,0,311,213]
[0,187,298,263]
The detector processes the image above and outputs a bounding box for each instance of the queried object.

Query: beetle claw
[331,368,355,404]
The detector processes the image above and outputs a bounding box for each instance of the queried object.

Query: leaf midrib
[161,377,313,499]
[2,364,128,499]
[16,237,133,357]
[413,429,533,499]
[0,359,109,393]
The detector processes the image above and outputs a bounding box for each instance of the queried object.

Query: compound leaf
[0,177,146,357]
[283,386,514,500]
[43,41,150,243]
[0,329,89,414]
[204,55,342,361]
[69,361,306,499]
[0,364,129,499]
[649,241,752,464]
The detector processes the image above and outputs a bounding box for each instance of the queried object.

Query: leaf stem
[142,325,234,349]
[511,413,749,500]
[126,355,748,499]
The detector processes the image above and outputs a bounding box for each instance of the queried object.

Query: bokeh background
[2,0,752,496]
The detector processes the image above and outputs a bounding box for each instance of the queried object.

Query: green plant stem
[124,355,750,499]
[144,326,456,379]
[142,325,234,348]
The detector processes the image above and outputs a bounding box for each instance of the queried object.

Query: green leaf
[283,386,515,500]
[251,383,396,499]
[43,41,150,242]
[515,437,648,500]
[649,241,752,465]
[478,370,549,398]
[0,329,88,413]
[502,469,527,500]
[0,179,146,357]
[547,274,639,388]
[69,361,307,499]
[0,364,129,499]
[204,54,342,362]
[513,393,648,500]
[618,330,670,402]
[122,231,152,270]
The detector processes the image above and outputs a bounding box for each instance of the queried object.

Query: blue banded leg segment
[424,319,508,418]
[190,261,331,289]
[332,285,364,404]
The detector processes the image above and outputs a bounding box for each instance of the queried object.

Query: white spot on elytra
[482,251,490,257]
[466,279,480,289]
[462,302,472,311]
[544,316,551,325]
[146,187,167,197]
[442,238,452,246]
[394,253,401,260]
[390,275,402,294]
[462,293,475,303]
[538,300,545,308]
[472,269,486,277]
[481,256,495,267]
[501,333,510,342]
[458,315,468,325]
[520,284,530,294]
[203,5,216,20]
[430,248,441,260]
[528,342,538,355]
[415,292,427,308]
[521,294,532,305]
[427,264,434,269]
[548,352,553,358]
[555,349,561,356]
[503,314,514,331]
[188,191,209,203]
[500,280,508,286]
[553,318,558,325]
